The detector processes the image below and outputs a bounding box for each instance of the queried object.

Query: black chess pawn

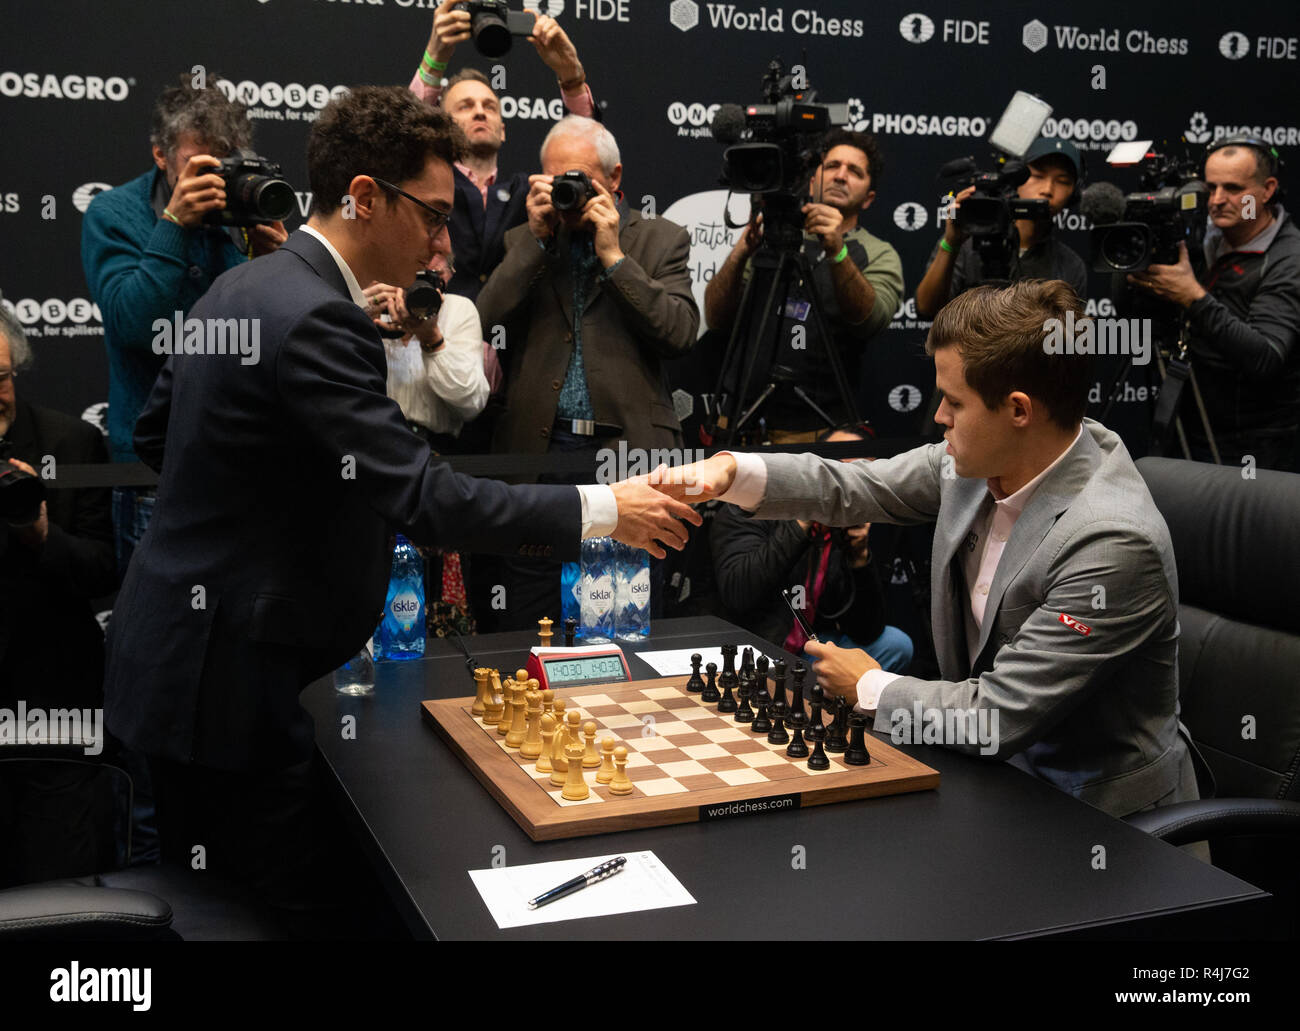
[807,733,831,771]
[754,658,771,707]
[563,617,577,648]
[824,696,849,754]
[718,671,738,714]
[767,702,790,745]
[787,662,808,729]
[786,722,809,759]
[701,662,721,703]
[734,684,755,724]
[719,644,738,695]
[752,699,772,734]
[844,713,872,766]
[807,684,825,740]
[686,653,705,694]
[771,659,788,712]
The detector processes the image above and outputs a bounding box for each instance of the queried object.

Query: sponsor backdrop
[2,0,1298,455]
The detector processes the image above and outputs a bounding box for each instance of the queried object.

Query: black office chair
[1128,457,1300,934]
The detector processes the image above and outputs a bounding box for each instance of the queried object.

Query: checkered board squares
[474,681,889,807]
[423,674,939,841]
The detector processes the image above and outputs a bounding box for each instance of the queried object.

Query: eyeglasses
[0,369,14,385]
[370,176,451,234]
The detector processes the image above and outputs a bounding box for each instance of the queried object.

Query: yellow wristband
[162,208,182,226]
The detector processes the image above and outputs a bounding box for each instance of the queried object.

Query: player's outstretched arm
[647,453,738,504]
[608,478,703,560]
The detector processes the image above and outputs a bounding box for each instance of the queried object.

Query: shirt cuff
[598,256,625,281]
[855,669,899,716]
[408,71,442,106]
[715,451,767,510]
[577,483,618,539]
[562,82,595,118]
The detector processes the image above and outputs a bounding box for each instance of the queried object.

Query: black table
[303,616,1270,939]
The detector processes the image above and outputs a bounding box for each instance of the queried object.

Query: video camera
[714,59,851,251]
[454,1,535,58]
[204,149,295,229]
[938,157,1050,281]
[1088,146,1208,273]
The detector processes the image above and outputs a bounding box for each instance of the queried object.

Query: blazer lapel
[280,230,350,300]
[932,478,993,681]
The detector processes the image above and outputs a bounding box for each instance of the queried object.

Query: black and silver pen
[527,856,627,910]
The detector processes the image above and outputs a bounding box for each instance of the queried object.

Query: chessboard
[422,674,939,842]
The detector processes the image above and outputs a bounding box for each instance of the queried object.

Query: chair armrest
[0,882,173,940]
[1124,798,1300,845]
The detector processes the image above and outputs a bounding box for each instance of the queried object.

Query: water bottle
[374,534,426,661]
[334,638,375,695]
[578,536,615,643]
[560,560,581,630]
[614,541,651,642]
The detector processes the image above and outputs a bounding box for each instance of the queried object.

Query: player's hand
[608,478,703,560]
[165,155,225,227]
[648,453,737,504]
[582,179,623,267]
[804,640,878,707]
[942,185,975,246]
[526,174,558,241]
[1127,243,1206,308]
[431,0,471,62]
[528,12,583,84]
[249,220,287,257]
[801,202,844,257]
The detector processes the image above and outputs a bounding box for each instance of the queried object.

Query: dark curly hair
[307,86,469,217]
[150,73,251,157]
[820,128,884,193]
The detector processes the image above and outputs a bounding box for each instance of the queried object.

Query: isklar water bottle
[578,536,615,643]
[374,533,426,661]
[614,541,651,641]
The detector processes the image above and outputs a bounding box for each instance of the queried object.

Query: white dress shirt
[383,294,489,437]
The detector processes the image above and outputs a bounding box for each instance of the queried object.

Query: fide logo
[893,202,929,231]
[888,384,923,414]
[1022,19,1049,53]
[1185,111,1211,144]
[669,0,699,32]
[1219,31,1249,59]
[72,182,112,213]
[523,0,565,15]
[899,13,935,43]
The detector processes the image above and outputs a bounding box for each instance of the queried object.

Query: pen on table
[527,856,627,910]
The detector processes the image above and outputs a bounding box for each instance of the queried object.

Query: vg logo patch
[1058,613,1092,635]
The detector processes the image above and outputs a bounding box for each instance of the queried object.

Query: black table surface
[303,616,1269,940]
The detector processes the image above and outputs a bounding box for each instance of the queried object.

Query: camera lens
[470,10,512,58]
[1100,226,1150,272]
[247,177,296,222]
[552,180,581,211]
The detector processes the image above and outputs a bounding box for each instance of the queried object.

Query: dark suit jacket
[104,230,581,772]
[446,168,528,302]
[1,400,115,709]
[477,207,699,457]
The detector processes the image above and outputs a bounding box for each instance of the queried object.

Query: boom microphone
[1079,181,1127,226]
[711,104,748,145]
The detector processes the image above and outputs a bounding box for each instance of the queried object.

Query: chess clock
[525,644,631,691]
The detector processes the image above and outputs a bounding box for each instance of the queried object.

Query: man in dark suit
[102,87,698,910]
[476,114,699,629]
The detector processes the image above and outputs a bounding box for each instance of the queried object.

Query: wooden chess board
[422,675,939,842]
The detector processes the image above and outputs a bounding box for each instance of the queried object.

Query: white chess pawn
[582,721,601,769]
[596,738,616,785]
[609,745,633,795]
[537,714,556,775]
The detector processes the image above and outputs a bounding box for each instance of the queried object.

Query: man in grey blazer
[650,280,1198,819]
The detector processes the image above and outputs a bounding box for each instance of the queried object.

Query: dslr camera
[453,1,535,58]
[406,270,444,321]
[1090,150,1207,273]
[204,149,296,229]
[551,170,596,212]
[0,440,45,526]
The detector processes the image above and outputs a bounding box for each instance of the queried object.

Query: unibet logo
[1022,19,1048,52]
[0,71,130,101]
[670,0,699,32]
[215,78,347,118]
[1186,111,1211,144]
[73,182,112,214]
[893,202,929,231]
[899,13,934,43]
[888,384,923,414]
[1040,116,1138,142]
[1219,31,1249,59]
[5,297,102,326]
[667,101,718,127]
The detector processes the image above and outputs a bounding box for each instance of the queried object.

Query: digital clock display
[543,654,628,686]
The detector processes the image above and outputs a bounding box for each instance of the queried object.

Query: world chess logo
[1218,30,1249,59]
[893,202,929,231]
[524,0,566,15]
[898,13,935,43]
[1022,19,1049,53]
[888,383,923,413]
[72,182,112,213]
[1185,111,1211,144]
[669,0,699,32]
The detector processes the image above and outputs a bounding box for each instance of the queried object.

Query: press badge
[782,298,810,321]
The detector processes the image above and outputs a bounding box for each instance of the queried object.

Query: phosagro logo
[1219,31,1249,59]
[1186,111,1211,144]
[893,202,929,231]
[73,182,112,214]
[0,71,131,101]
[670,0,699,31]
[215,78,347,122]
[859,105,988,138]
[899,13,934,43]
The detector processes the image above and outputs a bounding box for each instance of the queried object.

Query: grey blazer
[749,418,1198,818]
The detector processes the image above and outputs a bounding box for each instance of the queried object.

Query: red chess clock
[524,644,631,692]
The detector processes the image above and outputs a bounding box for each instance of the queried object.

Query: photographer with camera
[476,114,698,630]
[81,75,288,573]
[410,1,596,300]
[704,129,903,441]
[915,138,1087,319]
[1127,137,1300,471]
